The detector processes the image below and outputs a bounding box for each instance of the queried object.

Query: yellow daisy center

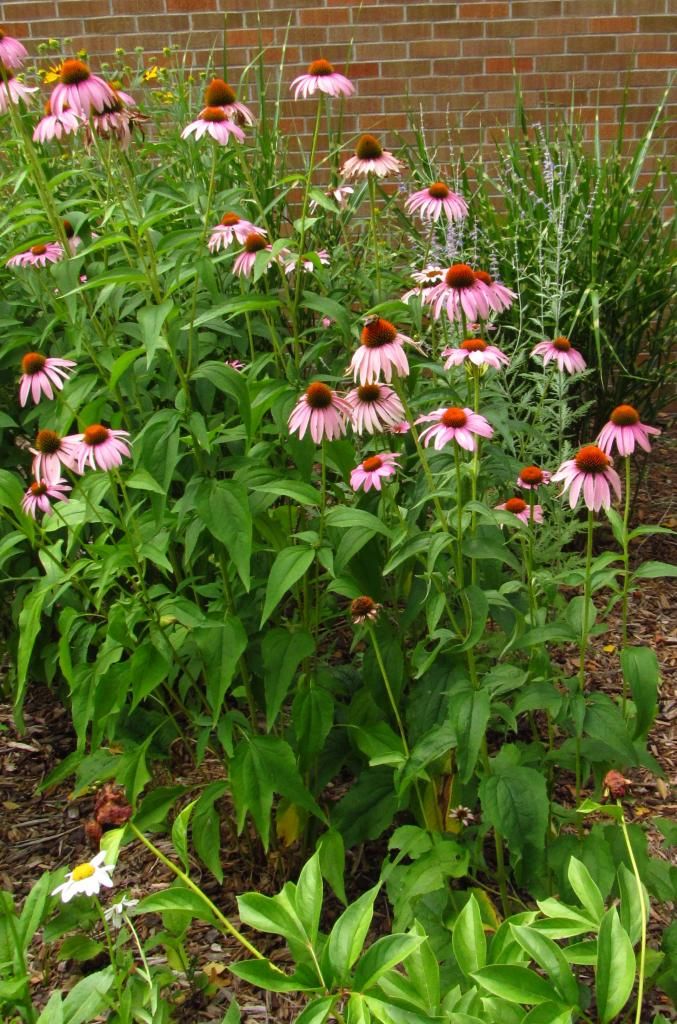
[71,863,96,881]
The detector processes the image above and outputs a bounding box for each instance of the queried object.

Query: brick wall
[1,0,675,155]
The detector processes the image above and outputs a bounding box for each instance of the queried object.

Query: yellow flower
[143,65,159,82]
[43,62,64,84]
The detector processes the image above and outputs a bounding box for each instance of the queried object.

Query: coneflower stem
[292,95,324,350]
[576,510,595,796]
[620,456,632,714]
[368,173,382,301]
[130,823,264,959]
[618,801,647,1024]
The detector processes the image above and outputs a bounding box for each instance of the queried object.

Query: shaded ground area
[0,430,675,1022]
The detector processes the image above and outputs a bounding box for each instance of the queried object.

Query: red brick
[637,52,675,68]
[299,7,350,25]
[511,0,560,16]
[405,4,457,22]
[58,0,111,16]
[166,0,216,8]
[460,2,509,18]
[567,35,617,53]
[562,0,613,12]
[350,62,380,79]
[589,17,637,33]
[586,53,635,71]
[637,15,676,32]
[462,37,509,57]
[27,18,84,36]
[409,39,460,59]
[486,56,533,73]
[537,18,588,36]
[538,54,586,72]
[113,0,164,11]
[486,19,537,38]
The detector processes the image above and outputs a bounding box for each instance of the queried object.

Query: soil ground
[1,429,675,1023]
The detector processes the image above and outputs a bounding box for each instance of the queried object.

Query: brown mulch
[0,428,675,1022]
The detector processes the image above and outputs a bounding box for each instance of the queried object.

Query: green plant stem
[95,897,125,1009]
[130,822,264,959]
[368,173,382,301]
[393,382,449,536]
[453,445,465,589]
[576,510,595,797]
[618,802,647,1024]
[292,96,324,352]
[4,910,36,1024]
[470,368,481,585]
[620,456,632,714]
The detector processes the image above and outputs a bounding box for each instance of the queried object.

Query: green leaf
[322,884,380,985]
[294,996,336,1024]
[61,969,114,1024]
[451,689,490,783]
[595,907,635,1024]
[620,646,659,739]
[58,935,104,962]
[109,346,144,388]
[567,857,604,924]
[16,585,49,727]
[188,295,280,328]
[230,959,315,993]
[236,889,307,945]
[522,1005,574,1024]
[252,480,320,505]
[193,781,228,882]
[260,546,315,627]
[129,643,171,710]
[262,628,315,730]
[18,871,52,951]
[510,925,579,1005]
[171,799,197,871]
[125,468,166,495]
[632,560,677,580]
[325,506,393,538]
[318,828,347,905]
[195,616,247,720]
[617,863,649,947]
[473,965,561,1005]
[230,736,324,849]
[296,852,323,945]
[36,991,64,1024]
[138,299,173,368]
[454,586,489,652]
[405,920,440,1010]
[479,767,548,858]
[191,360,251,438]
[453,895,486,977]
[293,687,334,758]
[221,999,241,1024]
[136,886,218,924]
[353,934,424,992]
[195,479,252,590]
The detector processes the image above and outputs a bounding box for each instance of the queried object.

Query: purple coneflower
[0,28,28,69]
[342,134,402,179]
[88,89,141,149]
[442,337,509,371]
[49,58,116,116]
[473,269,516,314]
[426,264,492,324]
[22,478,71,519]
[416,406,493,452]
[6,242,65,268]
[203,78,254,126]
[67,424,131,473]
[552,444,621,511]
[350,595,381,624]
[350,452,400,493]
[402,265,445,304]
[233,232,280,277]
[0,68,37,112]
[33,98,81,143]
[596,403,661,457]
[310,185,354,213]
[517,465,552,490]
[405,182,468,223]
[349,317,411,385]
[291,58,354,100]
[181,106,245,145]
[346,382,405,434]
[387,421,411,435]
[208,212,267,252]
[288,381,352,444]
[495,496,544,525]
[531,336,586,374]
[31,429,80,482]
[225,359,245,371]
[19,352,76,406]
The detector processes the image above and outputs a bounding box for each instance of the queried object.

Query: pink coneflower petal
[232,231,283,277]
[33,102,82,143]
[49,59,117,116]
[208,213,267,252]
[495,497,544,525]
[350,452,401,493]
[6,241,65,268]
[345,382,405,434]
[349,317,412,385]
[21,477,71,519]
[473,270,517,314]
[283,249,330,275]
[552,445,621,512]
[416,406,493,453]
[517,465,552,490]
[0,29,29,70]
[442,337,509,371]
[19,352,76,407]
[0,71,38,113]
[405,182,468,223]
[65,424,131,474]
[30,429,80,482]
[288,382,352,444]
[531,337,587,375]
[342,134,402,179]
[596,404,661,457]
[426,264,493,325]
[181,107,245,145]
[291,59,354,100]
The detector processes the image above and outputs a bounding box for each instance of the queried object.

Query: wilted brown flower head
[350,595,381,624]
[448,805,475,827]
[604,770,631,799]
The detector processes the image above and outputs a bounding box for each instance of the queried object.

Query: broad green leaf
[195,616,248,720]
[262,627,315,729]
[296,852,323,946]
[171,799,197,871]
[451,689,490,783]
[136,886,218,923]
[221,998,241,1024]
[58,936,104,962]
[18,871,52,951]
[325,506,392,538]
[595,907,635,1024]
[511,924,579,1005]
[293,687,334,758]
[109,346,144,388]
[191,360,251,437]
[479,767,548,857]
[617,863,649,947]
[193,781,228,882]
[294,996,337,1024]
[138,299,173,367]
[318,828,347,905]
[453,895,486,977]
[260,546,315,627]
[128,643,171,710]
[195,479,252,590]
[567,857,604,924]
[632,560,677,580]
[61,969,114,1024]
[236,889,307,945]
[405,920,440,1010]
[473,964,560,1005]
[230,958,316,993]
[620,646,659,739]
[126,468,166,495]
[522,1005,574,1024]
[252,480,320,505]
[322,884,380,985]
[16,585,49,727]
[187,294,280,328]
[353,933,424,992]
[36,991,64,1024]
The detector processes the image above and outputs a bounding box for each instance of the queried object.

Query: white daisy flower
[51,851,114,903]
[104,896,138,928]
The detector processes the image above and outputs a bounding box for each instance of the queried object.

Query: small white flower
[104,896,138,928]
[51,851,114,903]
